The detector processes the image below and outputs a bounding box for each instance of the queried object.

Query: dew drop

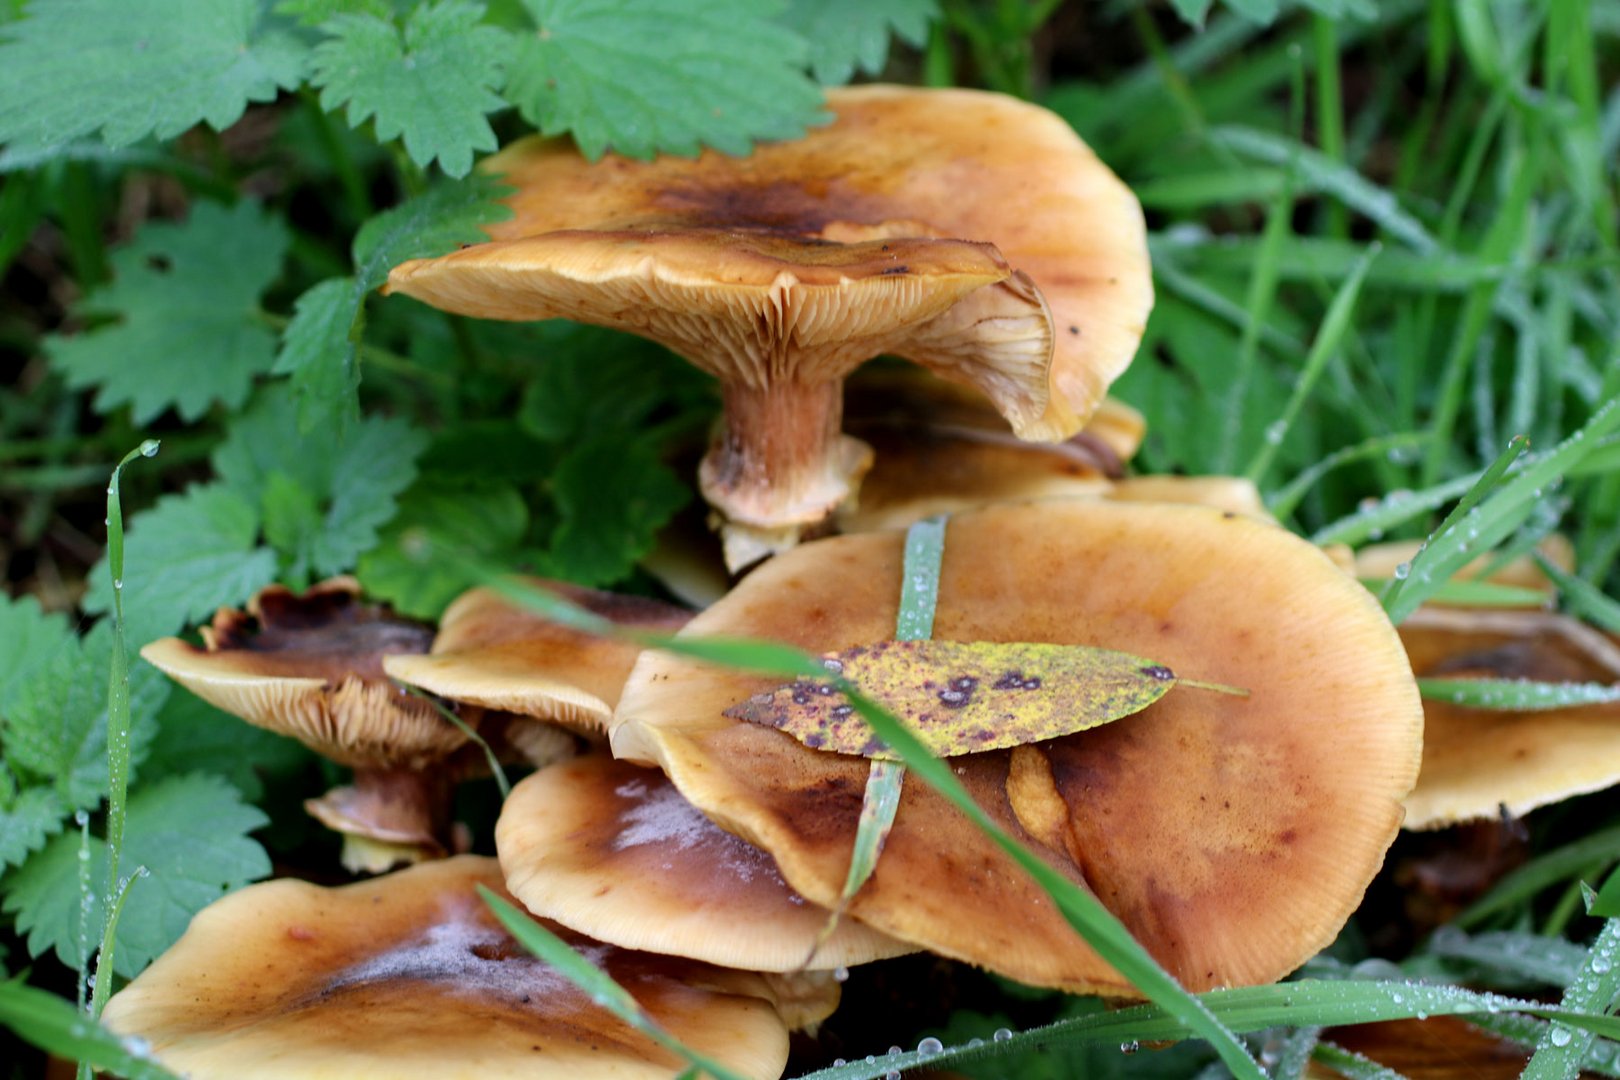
[139,440,160,458]
[993,1028,1013,1042]
[1550,1025,1573,1047]
[917,1037,943,1057]
[833,966,849,983]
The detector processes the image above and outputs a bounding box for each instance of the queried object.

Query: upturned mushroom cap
[386,85,1149,561]
[103,856,805,1079]
[498,755,915,973]
[139,577,452,768]
[1399,607,1620,829]
[612,501,1422,996]
[383,580,689,738]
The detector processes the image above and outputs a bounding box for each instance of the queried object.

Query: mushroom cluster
[111,85,1457,1077]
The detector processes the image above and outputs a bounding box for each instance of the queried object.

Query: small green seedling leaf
[725,640,1236,759]
[0,977,178,1080]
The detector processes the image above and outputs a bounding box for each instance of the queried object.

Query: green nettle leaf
[4,774,271,977]
[516,327,715,443]
[214,385,429,580]
[778,0,936,85]
[507,0,827,159]
[0,786,68,873]
[542,435,689,586]
[1220,0,1281,23]
[0,593,73,717]
[1167,0,1215,27]
[311,0,512,177]
[726,640,1209,759]
[140,691,311,803]
[352,174,513,291]
[82,484,279,647]
[275,0,394,26]
[3,624,168,809]
[0,0,306,151]
[357,476,529,619]
[48,200,290,424]
[273,275,362,433]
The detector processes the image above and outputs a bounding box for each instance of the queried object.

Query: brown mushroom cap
[103,856,802,1079]
[383,580,690,738]
[1104,475,1272,521]
[1399,607,1620,828]
[612,501,1422,995]
[387,85,1149,560]
[498,755,915,973]
[140,578,454,769]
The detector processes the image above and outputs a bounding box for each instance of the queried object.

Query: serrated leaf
[140,691,311,803]
[275,0,394,26]
[0,786,68,872]
[0,593,73,717]
[312,0,511,176]
[542,435,688,586]
[273,275,362,433]
[4,774,270,977]
[48,200,290,424]
[516,325,714,443]
[214,385,428,579]
[3,623,168,809]
[83,484,279,646]
[356,476,528,619]
[0,0,306,151]
[725,640,1197,759]
[354,174,513,291]
[1168,0,1214,27]
[259,471,326,588]
[507,0,826,159]
[778,0,936,85]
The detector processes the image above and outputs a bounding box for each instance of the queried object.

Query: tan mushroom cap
[139,578,455,769]
[103,856,801,1079]
[383,580,690,738]
[1399,607,1620,829]
[612,501,1422,996]
[387,85,1149,560]
[1105,475,1273,521]
[498,755,915,974]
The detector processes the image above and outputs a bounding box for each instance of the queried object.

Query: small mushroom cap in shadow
[1399,606,1620,828]
[102,856,800,1079]
[383,580,690,738]
[498,755,915,974]
[612,501,1422,996]
[139,578,454,770]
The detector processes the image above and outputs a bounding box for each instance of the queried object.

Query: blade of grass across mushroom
[793,980,1620,1080]
[1532,552,1620,633]
[413,543,1263,1079]
[0,978,178,1080]
[802,515,944,966]
[1381,391,1620,626]
[1417,679,1620,711]
[478,888,750,1080]
[397,683,510,798]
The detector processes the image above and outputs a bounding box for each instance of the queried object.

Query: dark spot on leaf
[1140,665,1175,681]
[831,704,854,719]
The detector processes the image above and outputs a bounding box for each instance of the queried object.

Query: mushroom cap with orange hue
[383,580,690,738]
[1398,606,1620,829]
[497,755,915,974]
[1104,475,1272,521]
[102,856,808,1079]
[612,501,1422,996]
[390,84,1149,442]
[139,578,456,770]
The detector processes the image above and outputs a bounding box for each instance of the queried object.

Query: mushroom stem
[305,767,456,874]
[700,378,874,541]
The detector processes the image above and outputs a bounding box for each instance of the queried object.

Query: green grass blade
[0,978,178,1080]
[1457,825,1620,929]
[1386,394,1620,624]
[1310,470,1479,547]
[400,684,510,798]
[1524,918,1620,1080]
[479,887,747,1080]
[1358,579,1547,608]
[1245,242,1379,483]
[1268,432,1430,521]
[1417,678,1620,710]
[1534,552,1620,633]
[1312,1042,1406,1080]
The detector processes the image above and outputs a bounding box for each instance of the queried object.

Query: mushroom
[611,501,1422,995]
[497,754,915,974]
[386,85,1152,568]
[382,578,690,738]
[1355,534,1575,602]
[1398,605,1620,828]
[102,856,813,1079]
[139,577,460,872]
